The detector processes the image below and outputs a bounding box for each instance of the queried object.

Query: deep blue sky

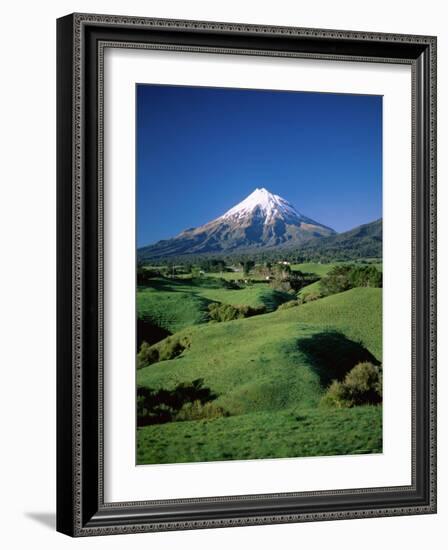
[137,84,382,247]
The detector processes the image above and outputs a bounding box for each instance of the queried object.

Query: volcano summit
[138,188,335,259]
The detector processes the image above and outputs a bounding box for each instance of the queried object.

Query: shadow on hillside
[137,379,218,426]
[297,330,379,387]
[140,277,186,292]
[260,290,294,311]
[137,318,172,351]
[141,275,236,293]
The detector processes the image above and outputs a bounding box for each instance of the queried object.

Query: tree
[242,260,255,275]
[137,265,160,285]
[208,302,266,322]
[319,264,382,296]
[200,258,226,273]
[319,265,353,296]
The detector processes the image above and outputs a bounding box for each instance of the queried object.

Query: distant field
[137,288,382,463]
[206,262,356,280]
[205,271,266,281]
[144,259,382,282]
[290,262,336,276]
[291,260,382,277]
[294,260,383,299]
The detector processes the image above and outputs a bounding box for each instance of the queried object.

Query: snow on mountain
[138,187,335,259]
[220,188,302,225]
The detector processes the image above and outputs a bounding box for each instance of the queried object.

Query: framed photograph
[57,13,437,536]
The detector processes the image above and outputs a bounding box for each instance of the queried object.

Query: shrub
[137,388,174,425]
[175,400,230,422]
[199,259,226,273]
[242,260,255,275]
[344,361,382,402]
[137,341,159,369]
[208,302,266,322]
[268,267,319,292]
[137,266,161,285]
[319,265,382,297]
[238,304,267,317]
[320,380,347,408]
[320,362,382,408]
[137,318,171,349]
[303,292,321,303]
[208,302,241,322]
[137,334,191,369]
[137,379,220,426]
[158,337,187,362]
[277,300,300,311]
[269,279,294,293]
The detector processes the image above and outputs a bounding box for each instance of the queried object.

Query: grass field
[137,287,382,463]
[291,262,336,276]
[197,285,293,311]
[205,270,266,281]
[297,279,322,299]
[291,260,382,277]
[137,405,382,464]
[295,260,383,299]
[206,262,338,280]
[137,277,294,334]
[137,284,211,334]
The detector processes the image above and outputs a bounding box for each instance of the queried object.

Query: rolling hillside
[296,218,382,260]
[137,277,294,335]
[137,288,382,463]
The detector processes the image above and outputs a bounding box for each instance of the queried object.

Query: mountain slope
[297,218,382,260]
[138,188,335,260]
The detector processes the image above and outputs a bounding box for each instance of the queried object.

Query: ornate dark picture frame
[57,13,437,537]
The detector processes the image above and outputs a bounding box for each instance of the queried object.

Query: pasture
[137,287,382,463]
[137,276,294,334]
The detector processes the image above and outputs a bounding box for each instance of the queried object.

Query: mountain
[138,188,335,260]
[297,218,382,261]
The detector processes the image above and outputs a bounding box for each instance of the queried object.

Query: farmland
[138,405,382,464]
[137,276,294,333]
[136,259,382,464]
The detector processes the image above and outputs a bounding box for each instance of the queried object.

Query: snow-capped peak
[220,187,302,225]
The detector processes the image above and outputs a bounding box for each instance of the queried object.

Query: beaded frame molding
[56,13,437,537]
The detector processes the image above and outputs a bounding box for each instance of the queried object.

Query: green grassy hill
[298,279,322,299]
[197,285,293,311]
[137,286,211,334]
[137,277,294,335]
[137,288,382,463]
[295,261,383,300]
[138,405,382,464]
